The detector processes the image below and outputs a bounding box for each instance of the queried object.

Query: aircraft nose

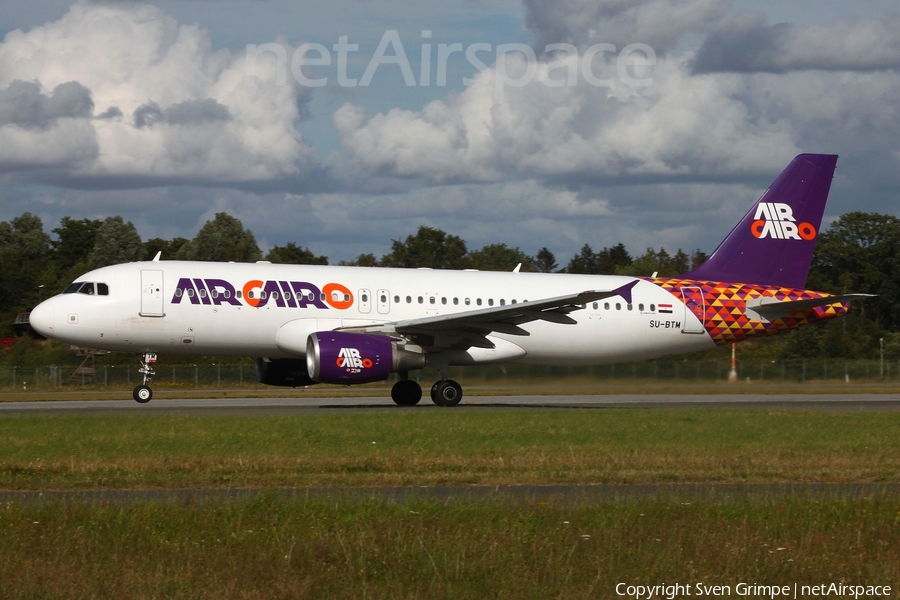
[29,299,56,338]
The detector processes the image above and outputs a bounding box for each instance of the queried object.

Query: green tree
[176,213,262,263]
[565,244,598,274]
[467,243,533,272]
[809,212,900,330]
[380,226,468,269]
[265,242,327,265]
[616,247,689,277]
[51,217,102,273]
[0,213,52,329]
[533,247,558,273]
[88,216,144,268]
[144,237,188,261]
[596,243,632,274]
[338,253,378,267]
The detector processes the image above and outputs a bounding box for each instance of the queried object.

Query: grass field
[1,408,897,598]
[1,494,897,599]
[1,409,899,490]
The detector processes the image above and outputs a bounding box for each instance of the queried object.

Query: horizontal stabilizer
[745,293,874,322]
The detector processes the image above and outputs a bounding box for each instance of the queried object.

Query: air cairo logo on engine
[336,347,373,371]
[751,202,816,241]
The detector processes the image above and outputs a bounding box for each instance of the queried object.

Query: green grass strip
[1,409,898,489]
[0,494,897,599]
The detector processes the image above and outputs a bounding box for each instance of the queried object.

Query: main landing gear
[133,352,157,403]
[390,372,463,407]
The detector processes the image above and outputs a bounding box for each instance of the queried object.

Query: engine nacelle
[306,332,425,385]
[254,357,318,387]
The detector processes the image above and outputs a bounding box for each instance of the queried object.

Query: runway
[2,393,900,414]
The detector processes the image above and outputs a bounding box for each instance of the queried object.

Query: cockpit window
[62,282,109,296]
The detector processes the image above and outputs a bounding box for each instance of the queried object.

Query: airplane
[28,154,870,406]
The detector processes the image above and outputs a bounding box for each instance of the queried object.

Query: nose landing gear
[133,353,157,403]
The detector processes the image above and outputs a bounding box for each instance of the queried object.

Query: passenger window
[511,299,516,304]
[604,302,609,310]
[418,296,423,304]
[650,304,656,312]
[237,291,242,299]
[453,298,459,305]
[616,303,621,310]
[441,297,447,305]
[488,299,494,306]
[406,296,412,303]
[593,302,598,309]
[393,295,399,303]
[627,304,633,311]
[270,291,278,300]
[188,289,196,298]
[175,289,183,297]
[211,289,218,299]
[477,299,482,306]
[362,293,368,302]
[429,297,435,304]
[465,298,471,306]
[638,303,644,311]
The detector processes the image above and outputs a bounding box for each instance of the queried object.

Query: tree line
[1,210,898,359]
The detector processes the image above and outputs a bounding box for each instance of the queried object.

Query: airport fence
[0,358,899,390]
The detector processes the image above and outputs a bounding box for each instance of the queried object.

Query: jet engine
[306,331,425,385]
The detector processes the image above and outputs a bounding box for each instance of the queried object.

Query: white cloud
[0,1,317,182]
[693,12,900,73]
[524,0,731,53]
[334,52,801,184]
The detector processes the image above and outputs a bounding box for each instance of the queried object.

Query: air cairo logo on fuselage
[170,278,354,310]
[750,202,816,241]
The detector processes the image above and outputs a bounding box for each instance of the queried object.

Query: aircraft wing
[745,293,874,322]
[338,280,639,350]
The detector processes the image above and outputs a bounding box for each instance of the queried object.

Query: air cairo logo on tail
[751,202,816,241]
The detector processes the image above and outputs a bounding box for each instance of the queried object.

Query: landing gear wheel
[430,379,463,407]
[133,384,153,403]
[391,379,422,406]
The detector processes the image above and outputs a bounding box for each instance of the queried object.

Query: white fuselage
[29,261,715,366]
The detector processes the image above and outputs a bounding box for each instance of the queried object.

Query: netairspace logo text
[615,581,893,600]
[245,30,656,103]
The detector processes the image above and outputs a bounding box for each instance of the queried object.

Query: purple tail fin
[682,153,838,288]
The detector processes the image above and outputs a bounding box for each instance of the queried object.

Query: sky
[1,0,899,265]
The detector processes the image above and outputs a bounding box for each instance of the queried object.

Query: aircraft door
[377,289,390,314]
[140,270,165,317]
[680,287,705,334]
[358,289,371,314]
